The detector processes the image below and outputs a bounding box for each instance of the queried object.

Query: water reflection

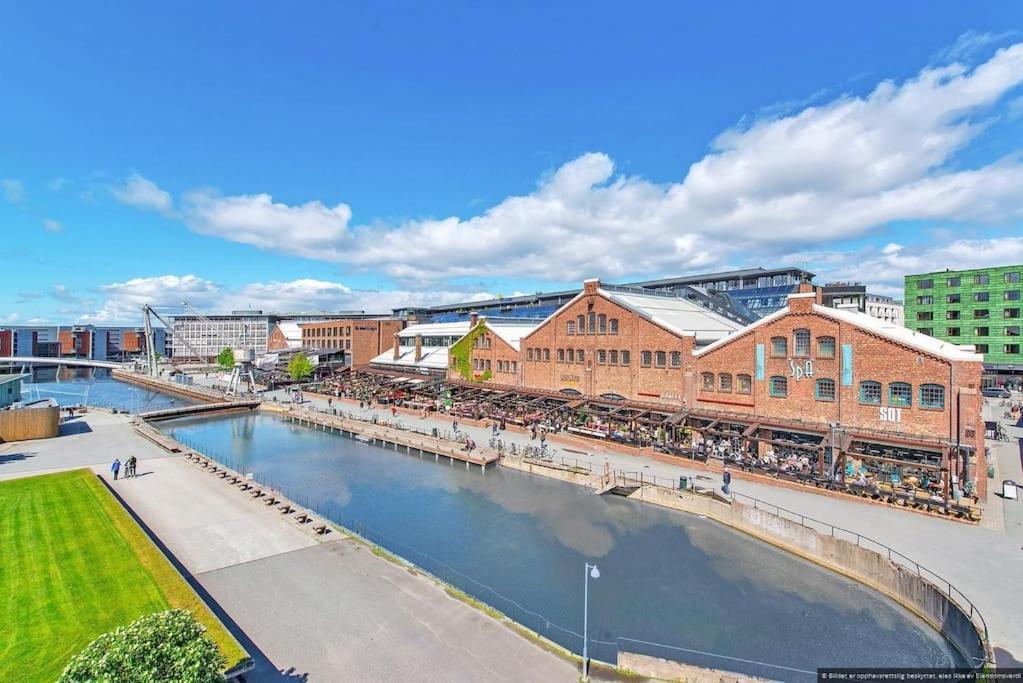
[21,368,197,413]
[161,413,965,677]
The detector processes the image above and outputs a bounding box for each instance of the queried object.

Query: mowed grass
[0,469,247,682]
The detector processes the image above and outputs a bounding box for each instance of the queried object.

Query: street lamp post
[583,562,600,679]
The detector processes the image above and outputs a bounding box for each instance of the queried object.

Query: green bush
[216,347,235,370]
[59,609,226,682]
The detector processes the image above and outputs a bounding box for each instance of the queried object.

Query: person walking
[127,455,137,478]
[111,458,121,481]
[722,466,732,496]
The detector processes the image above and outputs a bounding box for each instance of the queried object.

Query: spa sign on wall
[789,359,814,380]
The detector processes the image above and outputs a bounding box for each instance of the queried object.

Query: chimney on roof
[469,311,478,328]
[392,332,400,360]
[583,278,600,296]
[414,334,423,362]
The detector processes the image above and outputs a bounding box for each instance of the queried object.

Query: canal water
[160,412,966,679]
[20,368,196,413]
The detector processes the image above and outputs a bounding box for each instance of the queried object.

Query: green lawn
[0,469,248,681]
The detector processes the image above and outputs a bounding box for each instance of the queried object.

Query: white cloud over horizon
[110,173,174,214]
[110,42,1023,296]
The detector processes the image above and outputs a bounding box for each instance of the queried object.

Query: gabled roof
[369,345,451,370]
[484,320,543,351]
[600,288,742,345]
[397,321,472,339]
[694,297,983,362]
[274,321,303,344]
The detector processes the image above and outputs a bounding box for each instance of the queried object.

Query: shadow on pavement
[0,452,36,465]
[59,422,93,436]
[96,474,310,682]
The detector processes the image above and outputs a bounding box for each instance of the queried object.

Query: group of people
[110,456,138,480]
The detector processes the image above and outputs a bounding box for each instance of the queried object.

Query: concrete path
[0,412,578,681]
[266,388,1023,665]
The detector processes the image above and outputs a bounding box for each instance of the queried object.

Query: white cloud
[42,219,62,232]
[931,30,1019,65]
[110,173,174,214]
[0,313,20,325]
[47,177,69,191]
[2,179,25,203]
[150,42,1023,285]
[76,275,493,325]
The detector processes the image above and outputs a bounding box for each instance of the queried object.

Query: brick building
[301,318,405,367]
[445,314,541,386]
[0,330,12,357]
[693,286,986,496]
[517,279,741,407]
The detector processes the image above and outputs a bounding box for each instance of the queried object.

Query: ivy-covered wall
[448,323,492,383]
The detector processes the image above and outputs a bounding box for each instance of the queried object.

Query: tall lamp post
[583,562,600,679]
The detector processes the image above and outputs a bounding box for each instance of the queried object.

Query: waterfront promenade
[263,388,1023,666]
[0,412,578,681]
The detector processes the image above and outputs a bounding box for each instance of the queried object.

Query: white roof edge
[787,292,817,299]
[693,306,790,357]
[518,291,587,343]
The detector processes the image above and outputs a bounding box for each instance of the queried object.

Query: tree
[288,352,314,381]
[216,347,235,370]
[59,609,226,682]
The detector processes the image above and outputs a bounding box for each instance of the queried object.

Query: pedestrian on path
[722,466,732,496]
[111,458,121,481]
[127,455,137,478]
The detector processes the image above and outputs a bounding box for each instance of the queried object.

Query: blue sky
[2,2,1023,325]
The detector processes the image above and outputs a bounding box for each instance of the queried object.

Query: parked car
[982,386,1011,399]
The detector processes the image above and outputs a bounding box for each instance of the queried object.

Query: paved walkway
[0,413,579,681]
[265,388,1023,665]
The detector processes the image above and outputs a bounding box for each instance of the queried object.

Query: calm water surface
[21,368,196,413]
[160,412,965,679]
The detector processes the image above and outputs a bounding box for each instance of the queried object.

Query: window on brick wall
[859,381,881,404]
[769,376,788,398]
[620,350,630,366]
[701,372,714,390]
[557,349,564,363]
[543,348,550,361]
[655,351,666,368]
[670,351,681,367]
[567,349,575,363]
[511,361,517,373]
[817,336,835,358]
[609,350,618,365]
[577,315,585,334]
[577,349,584,364]
[527,348,534,361]
[609,318,619,335]
[598,314,607,334]
[597,350,606,364]
[588,312,596,335]
[815,378,836,401]
[793,329,810,357]
[641,351,652,367]
[771,336,787,357]
[737,374,752,394]
[920,384,945,409]
[889,382,912,407]
[566,321,575,335]
[719,373,732,392]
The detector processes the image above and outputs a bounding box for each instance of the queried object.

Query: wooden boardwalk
[139,400,262,422]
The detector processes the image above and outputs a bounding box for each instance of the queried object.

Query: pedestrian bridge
[0,356,130,370]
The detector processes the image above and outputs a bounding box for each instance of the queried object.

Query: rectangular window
[641,351,652,367]
[701,373,714,390]
[577,349,584,363]
[609,319,619,335]
[609,350,618,365]
[1005,290,1021,301]
[620,350,630,366]
[815,379,836,402]
[889,383,912,407]
[557,349,564,363]
[769,376,787,398]
[543,349,550,362]
[920,385,945,409]
[737,375,752,394]
[1006,344,1021,355]
[817,337,835,358]
[597,350,606,364]
[1006,308,1021,319]
[587,312,596,335]
[916,311,933,321]
[598,314,607,334]
[947,293,961,304]
[670,351,682,367]
[947,327,960,337]
[947,276,961,287]
[1005,272,1021,284]
[771,337,787,356]
[655,351,666,367]
[527,348,534,361]
[566,321,575,335]
[567,349,574,362]
[916,295,933,305]
[917,279,933,289]
[974,310,989,319]
[793,329,810,357]
[860,382,881,404]
[510,361,517,373]
[976,344,989,353]
[974,292,989,302]
[975,327,989,337]
[975,274,989,285]
[1006,326,1020,336]
[719,374,732,392]
[917,327,933,336]
[946,310,960,320]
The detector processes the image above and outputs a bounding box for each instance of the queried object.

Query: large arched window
[815,378,836,402]
[566,320,575,336]
[859,380,881,404]
[588,312,596,334]
[557,348,565,363]
[889,382,912,407]
[576,349,585,364]
[920,384,945,409]
[771,336,787,357]
[577,315,585,334]
[598,314,607,334]
[701,372,715,390]
[609,319,619,335]
[543,348,550,362]
[566,348,575,363]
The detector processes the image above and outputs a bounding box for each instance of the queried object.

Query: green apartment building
[904,264,1023,387]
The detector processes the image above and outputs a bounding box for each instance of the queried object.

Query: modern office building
[904,265,1022,386]
[0,325,165,361]
[821,283,903,326]
[300,318,406,367]
[393,266,815,325]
